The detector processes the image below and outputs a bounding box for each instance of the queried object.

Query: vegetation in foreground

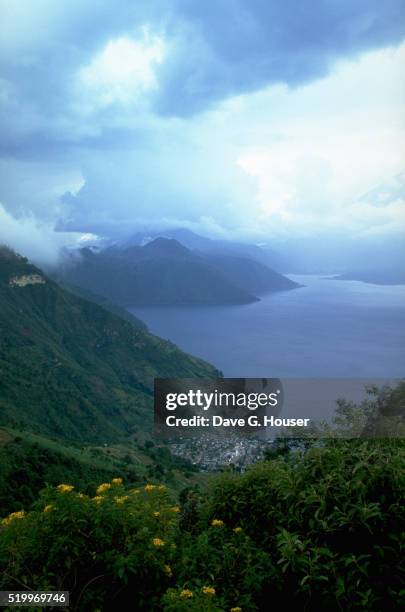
[1,439,404,611]
[0,428,201,516]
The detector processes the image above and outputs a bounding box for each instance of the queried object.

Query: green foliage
[0,481,178,610]
[174,522,272,611]
[201,439,405,610]
[0,431,141,515]
[1,441,403,611]
[0,429,204,515]
[162,587,224,611]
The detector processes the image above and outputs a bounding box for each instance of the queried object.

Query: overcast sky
[0,0,404,263]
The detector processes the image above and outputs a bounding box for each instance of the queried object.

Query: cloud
[0,0,404,137]
[59,132,257,237]
[60,42,405,242]
[75,29,165,114]
[0,204,93,266]
[0,0,404,255]
[231,42,405,237]
[154,0,405,115]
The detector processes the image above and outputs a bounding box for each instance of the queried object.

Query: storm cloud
[0,0,404,262]
[155,0,405,115]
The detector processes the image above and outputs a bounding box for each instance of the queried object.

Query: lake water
[128,275,405,378]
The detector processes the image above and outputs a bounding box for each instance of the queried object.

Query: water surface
[129,276,405,377]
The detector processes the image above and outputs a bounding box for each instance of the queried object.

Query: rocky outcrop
[9,274,46,287]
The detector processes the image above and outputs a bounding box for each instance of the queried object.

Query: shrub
[201,440,405,610]
[1,440,403,610]
[0,480,177,610]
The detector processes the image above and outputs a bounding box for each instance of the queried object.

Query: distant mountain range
[0,246,218,444]
[59,237,300,306]
[332,270,405,286]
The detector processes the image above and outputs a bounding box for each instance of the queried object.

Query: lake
[128,275,405,378]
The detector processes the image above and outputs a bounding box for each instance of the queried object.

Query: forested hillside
[0,247,218,443]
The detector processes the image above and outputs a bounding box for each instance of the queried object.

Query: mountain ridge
[59,237,300,306]
[0,246,218,444]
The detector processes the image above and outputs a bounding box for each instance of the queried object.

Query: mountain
[205,254,301,294]
[332,270,405,286]
[125,227,283,268]
[0,246,218,444]
[59,238,300,306]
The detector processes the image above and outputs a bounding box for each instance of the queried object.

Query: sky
[0,0,404,265]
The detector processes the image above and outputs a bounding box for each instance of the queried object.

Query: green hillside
[0,427,207,515]
[0,247,218,443]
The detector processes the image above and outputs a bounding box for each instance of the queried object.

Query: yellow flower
[77,493,85,499]
[114,496,129,505]
[164,564,173,577]
[43,505,53,513]
[211,519,224,527]
[170,506,180,513]
[153,511,160,517]
[152,538,165,547]
[1,510,25,526]
[57,484,74,493]
[96,483,111,494]
[233,527,243,533]
[131,488,140,495]
[111,477,123,485]
[230,608,242,612]
[92,496,103,504]
[180,589,193,599]
[158,484,166,491]
[145,484,157,492]
[202,586,216,596]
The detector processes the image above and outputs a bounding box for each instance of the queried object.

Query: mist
[0,204,94,268]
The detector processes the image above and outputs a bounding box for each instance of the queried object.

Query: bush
[1,441,404,611]
[0,480,178,610]
[201,440,405,610]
